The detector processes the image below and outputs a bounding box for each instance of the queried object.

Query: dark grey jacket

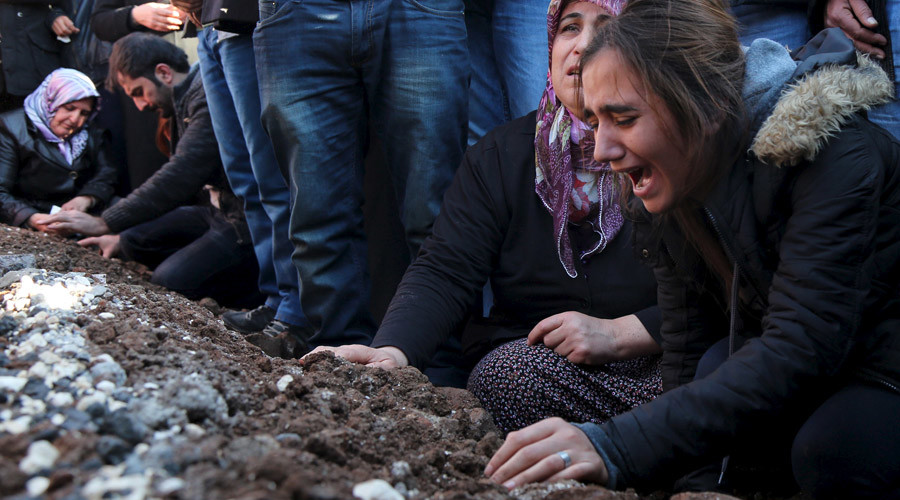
[579,31,900,490]
[101,65,244,237]
[0,109,117,225]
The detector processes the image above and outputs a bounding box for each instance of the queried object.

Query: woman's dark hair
[106,32,191,90]
[580,0,748,288]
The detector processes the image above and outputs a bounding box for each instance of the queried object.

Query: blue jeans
[866,0,900,140]
[197,28,306,327]
[731,2,810,52]
[464,0,548,144]
[119,205,261,307]
[254,0,468,346]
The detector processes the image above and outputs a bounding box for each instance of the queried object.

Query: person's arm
[369,137,510,369]
[0,121,40,227]
[91,0,183,41]
[585,121,887,490]
[527,312,660,365]
[101,84,220,232]
[75,128,118,209]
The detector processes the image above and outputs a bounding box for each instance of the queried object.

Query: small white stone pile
[0,268,216,499]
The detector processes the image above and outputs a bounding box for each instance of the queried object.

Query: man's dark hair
[106,32,190,90]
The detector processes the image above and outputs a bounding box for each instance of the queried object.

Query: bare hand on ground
[51,15,79,37]
[302,345,408,370]
[27,213,51,232]
[528,312,658,365]
[131,3,186,32]
[37,211,110,236]
[825,0,886,58]
[78,234,121,259]
[485,417,608,490]
[60,195,93,213]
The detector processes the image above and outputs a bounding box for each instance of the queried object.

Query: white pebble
[47,392,75,408]
[276,375,294,392]
[38,351,62,365]
[98,312,115,319]
[27,361,50,379]
[0,376,27,392]
[143,382,160,390]
[26,476,50,496]
[352,479,405,500]
[51,414,65,425]
[108,400,127,412]
[19,441,59,474]
[1,415,31,434]
[184,423,206,438]
[157,477,185,495]
[76,392,107,411]
[96,380,117,393]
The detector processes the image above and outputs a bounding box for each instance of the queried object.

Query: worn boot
[246,320,313,359]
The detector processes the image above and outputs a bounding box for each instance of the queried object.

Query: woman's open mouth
[623,166,648,189]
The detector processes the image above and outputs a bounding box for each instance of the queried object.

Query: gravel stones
[19,440,59,474]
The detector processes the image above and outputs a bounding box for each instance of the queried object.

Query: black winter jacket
[578,32,900,490]
[372,111,660,369]
[0,109,117,226]
[100,65,245,237]
[0,0,69,96]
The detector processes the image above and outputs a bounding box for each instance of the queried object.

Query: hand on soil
[302,344,409,369]
[485,417,608,490]
[78,234,121,259]
[39,211,110,236]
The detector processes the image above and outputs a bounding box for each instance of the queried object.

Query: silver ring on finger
[557,451,572,469]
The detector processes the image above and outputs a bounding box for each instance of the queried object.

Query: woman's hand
[60,195,94,213]
[825,0,886,58]
[51,15,79,37]
[301,345,409,370]
[78,234,120,259]
[40,211,110,236]
[131,3,186,32]
[528,312,658,365]
[485,417,608,490]
[27,213,51,232]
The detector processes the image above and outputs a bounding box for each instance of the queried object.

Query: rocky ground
[0,225,796,500]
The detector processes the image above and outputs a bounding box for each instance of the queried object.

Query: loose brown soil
[0,225,800,500]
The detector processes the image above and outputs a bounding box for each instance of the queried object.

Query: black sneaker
[222,305,276,334]
[246,320,313,359]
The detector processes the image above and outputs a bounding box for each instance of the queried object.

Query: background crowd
[1,0,898,498]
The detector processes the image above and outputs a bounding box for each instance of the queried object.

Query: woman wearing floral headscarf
[0,68,117,231]
[311,0,661,434]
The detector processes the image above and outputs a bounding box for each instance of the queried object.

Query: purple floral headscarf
[535,0,626,278]
[23,68,99,165]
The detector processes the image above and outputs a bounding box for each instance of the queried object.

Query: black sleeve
[371,140,509,369]
[91,0,147,41]
[0,120,38,227]
[101,91,219,232]
[76,128,118,206]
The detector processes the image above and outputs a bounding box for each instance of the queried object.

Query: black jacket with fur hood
[578,29,900,490]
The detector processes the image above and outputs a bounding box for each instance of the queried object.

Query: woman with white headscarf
[0,68,117,231]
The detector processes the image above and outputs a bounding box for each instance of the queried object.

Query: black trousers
[693,339,900,500]
[118,205,262,308]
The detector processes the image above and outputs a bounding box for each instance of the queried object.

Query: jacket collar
[748,29,894,167]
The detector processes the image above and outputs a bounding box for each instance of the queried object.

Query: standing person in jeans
[252,0,469,349]
[171,0,310,354]
[464,0,549,145]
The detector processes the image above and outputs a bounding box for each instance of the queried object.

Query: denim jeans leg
[197,27,281,312]
[254,0,383,346]
[731,2,810,51]
[491,0,550,118]
[866,0,900,140]
[465,0,508,145]
[376,0,469,257]
[215,33,307,326]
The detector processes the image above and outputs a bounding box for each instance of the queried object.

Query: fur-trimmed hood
[742,29,895,167]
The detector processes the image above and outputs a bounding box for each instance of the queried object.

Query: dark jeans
[254,0,468,346]
[118,205,261,308]
[693,338,900,499]
[197,28,306,327]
